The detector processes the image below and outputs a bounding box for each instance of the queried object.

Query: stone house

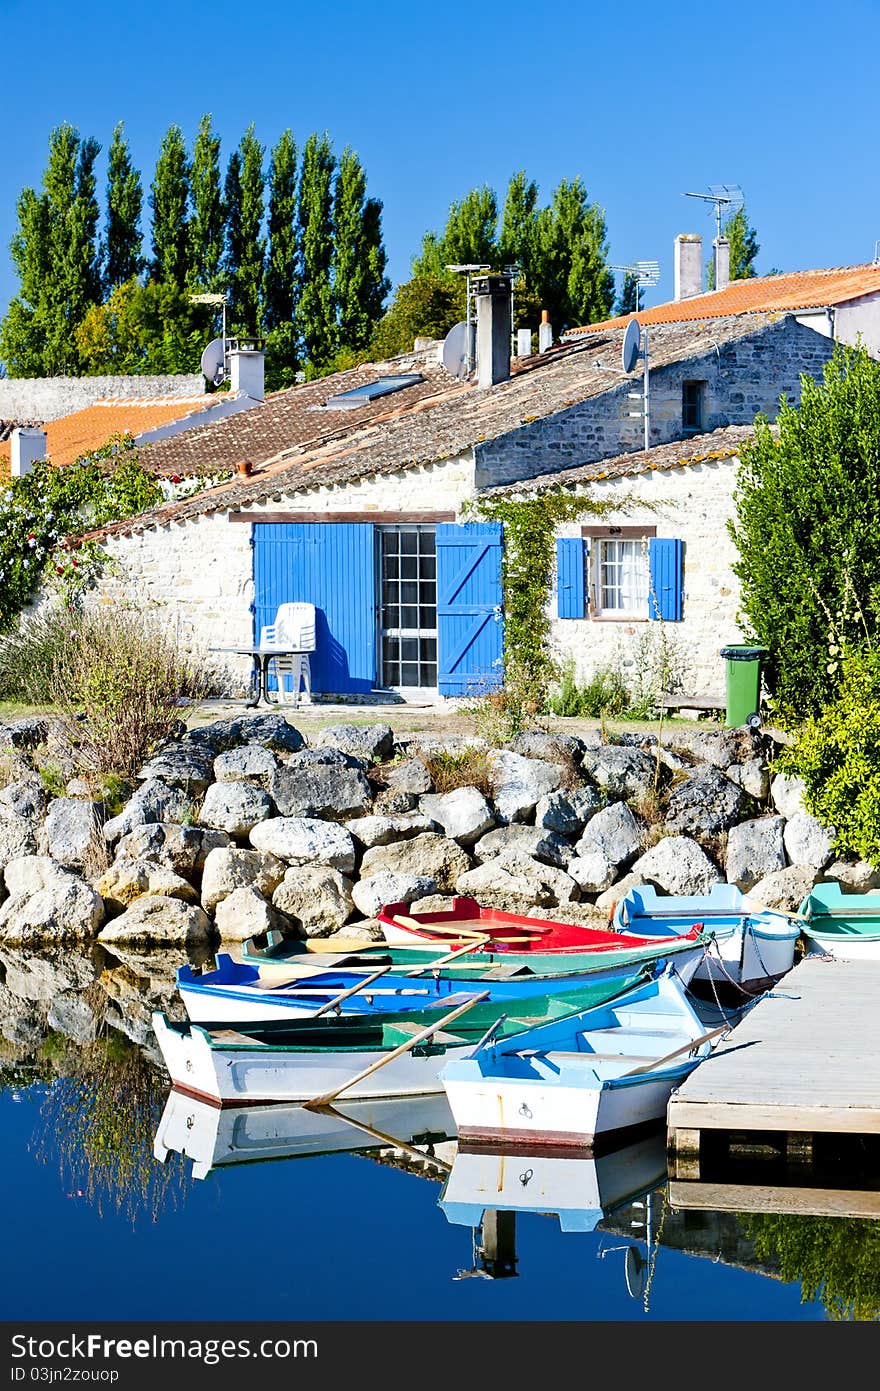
[68,279,836,705]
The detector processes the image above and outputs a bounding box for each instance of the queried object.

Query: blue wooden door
[436,522,504,696]
[253,523,376,694]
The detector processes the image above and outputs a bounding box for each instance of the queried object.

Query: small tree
[729,342,880,720]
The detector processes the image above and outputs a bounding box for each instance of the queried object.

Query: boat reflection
[153,1087,457,1181]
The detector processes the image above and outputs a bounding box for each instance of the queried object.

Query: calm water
[0,944,876,1324]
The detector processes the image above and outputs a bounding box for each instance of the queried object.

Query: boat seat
[208,1028,270,1047]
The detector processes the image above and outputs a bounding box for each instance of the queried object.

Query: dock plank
[668,958,880,1144]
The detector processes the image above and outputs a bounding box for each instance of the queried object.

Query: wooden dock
[667,957,880,1179]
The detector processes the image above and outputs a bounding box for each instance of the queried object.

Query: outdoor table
[210,645,311,708]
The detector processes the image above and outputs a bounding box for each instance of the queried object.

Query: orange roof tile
[0,396,213,472]
[565,263,880,335]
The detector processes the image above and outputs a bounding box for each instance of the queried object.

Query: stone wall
[474,317,835,488]
[550,457,743,696]
[0,375,204,421]
[93,454,476,691]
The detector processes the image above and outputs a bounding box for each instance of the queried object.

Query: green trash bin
[719,644,768,728]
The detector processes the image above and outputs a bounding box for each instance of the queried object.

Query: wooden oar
[310,966,394,1018]
[303,990,491,1109]
[309,1103,454,1175]
[402,937,490,977]
[621,1022,731,1077]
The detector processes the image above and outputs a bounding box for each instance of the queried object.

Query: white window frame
[590,536,651,620]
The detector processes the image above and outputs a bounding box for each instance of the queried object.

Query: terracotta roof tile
[0,396,213,471]
[564,263,880,336]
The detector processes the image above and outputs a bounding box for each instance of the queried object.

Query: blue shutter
[648,537,683,621]
[436,522,503,696]
[253,523,376,693]
[556,537,586,618]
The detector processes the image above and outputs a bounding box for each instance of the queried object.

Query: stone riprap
[0,712,870,951]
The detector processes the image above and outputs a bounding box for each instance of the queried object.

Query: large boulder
[725,759,771,801]
[824,859,880,892]
[214,885,286,943]
[0,855,104,943]
[534,786,604,837]
[783,812,836,872]
[419,788,495,846]
[316,723,394,763]
[0,778,46,822]
[630,835,722,896]
[665,766,746,837]
[359,833,471,893]
[488,751,563,824]
[725,816,786,891]
[595,870,647,915]
[185,712,304,754]
[103,778,190,842]
[770,772,807,820]
[200,846,287,913]
[351,871,436,921]
[509,732,584,765]
[663,726,763,771]
[0,716,49,750]
[198,781,274,837]
[249,817,357,874]
[748,864,816,913]
[213,744,279,784]
[579,745,656,801]
[269,762,371,821]
[382,759,433,795]
[273,865,355,936]
[566,850,617,895]
[574,802,643,871]
[472,825,572,868]
[455,851,579,912]
[97,857,200,917]
[136,745,216,794]
[98,895,212,946]
[113,823,231,878]
[0,806,39,871]
[345,813,434,848]
[45,797,103,872]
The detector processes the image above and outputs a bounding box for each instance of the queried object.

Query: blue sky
[1,0,879,326]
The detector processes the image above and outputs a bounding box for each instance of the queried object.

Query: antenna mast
[682,184,743,243]
[610,260,661,313]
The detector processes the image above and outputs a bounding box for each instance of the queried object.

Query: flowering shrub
[0,436,162,630]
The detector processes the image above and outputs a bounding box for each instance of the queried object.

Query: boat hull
[798,883,880,959]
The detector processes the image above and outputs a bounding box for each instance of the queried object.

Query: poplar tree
[150,124,190,287]
[499,171,540,330]
[104,122,143,292]
[264,129,299,386]
[615,271,639,316]
[297,132,336,371]
[707,205,761,288]
[188,114,224,291]
[224,124,265,336]
[533,178,614,331]
[332,147,389,353]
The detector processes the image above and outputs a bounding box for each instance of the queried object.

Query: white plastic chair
[262,602,316,705]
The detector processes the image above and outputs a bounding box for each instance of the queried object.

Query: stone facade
[549,457,743,696]
[0,375,204,422]
[474,317,834,488]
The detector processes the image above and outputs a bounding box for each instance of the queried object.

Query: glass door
[379,526,437,691]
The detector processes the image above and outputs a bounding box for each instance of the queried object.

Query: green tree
[615,271,639,316]
[499,172,542,332]
[263,130,299,386]
[188,114,224,291]
[370,272,465,359]
[150,124,190,287]
[297,132,337,372]
[76,278,205,375]
[742,1212,880,1321]
[414,185,498,276]
[104,122,143,293]
[533,178,614,331]
[223,125,266,337]
[0,123,102,375]
[707,204,761,288]
[332,146,389,354]
[729,342,880,720]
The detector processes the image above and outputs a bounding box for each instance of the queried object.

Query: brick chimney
[474,274,512,388]
[713,236,730,291]
[10,426,46,478]
[674,234,703,301]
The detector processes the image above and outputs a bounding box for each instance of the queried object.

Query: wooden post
[303,991,491,1109]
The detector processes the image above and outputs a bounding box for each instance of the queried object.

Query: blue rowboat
[609,883,799,994]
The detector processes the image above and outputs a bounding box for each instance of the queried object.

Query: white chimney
[674,234,703,301]
[713,236,730,291]
[474,274,512,388]
[228,344,265,401]
[10,427,46,478]
[538,309,553,353]
[516,328,532,358]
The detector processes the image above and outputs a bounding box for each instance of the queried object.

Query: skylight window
[323,374,423,409]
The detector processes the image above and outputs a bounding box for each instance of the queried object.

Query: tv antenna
[682,184,743,244]
[610,260,661,313]
[191,292,229,385]
[445,264,491,376]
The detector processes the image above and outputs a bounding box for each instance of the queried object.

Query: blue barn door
[436,522,504,696]
[252,523,376,694]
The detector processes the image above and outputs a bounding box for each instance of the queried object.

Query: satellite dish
[621,318,642,374]
[442,321,475,380]
[200,337,228,386]
[624,1244,647,1299]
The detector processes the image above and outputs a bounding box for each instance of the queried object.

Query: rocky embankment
[1,708,874,1061]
